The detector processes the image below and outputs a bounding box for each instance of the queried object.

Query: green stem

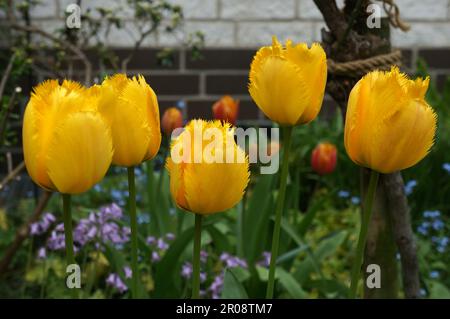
[127,166,139,299]
[40,258,47,299]
[146,161,158,235]
[21,236,34,298]
[62,194,77,299]
[192,214,203,299]
[349,170,380,298]
[266,126,293,299]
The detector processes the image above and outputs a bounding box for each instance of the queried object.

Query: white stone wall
[28,0,450,48]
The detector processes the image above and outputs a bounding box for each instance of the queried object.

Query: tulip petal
[249,55,310,125]
[183,148,250,214]
[345,67,437,173]
[23,80,88,190]
[285,42,327,124]
[46,112,113,194]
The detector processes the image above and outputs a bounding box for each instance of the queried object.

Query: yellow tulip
[344,66,437,174]
[166,120,250,214]
[98,74,161,167]
[248,36,327,126]
[22,80,113,194]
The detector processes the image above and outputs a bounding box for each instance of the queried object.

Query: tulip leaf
[277,267,307,299]
[297,199,324,238]
[221,268,248,299]
[153,226,195,297]
[243,173,274,263]
[206,224,231,253]
[294,231,347,284]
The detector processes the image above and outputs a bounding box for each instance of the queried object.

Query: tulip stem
[127,166,139,299]
[192,213,203,299]
[266,126,293,299]
[349,170,380,298]
[62,194,77,299]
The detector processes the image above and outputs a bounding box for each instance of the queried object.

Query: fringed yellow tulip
[23,80,113,194]
[344,66,437,174]
[248,36,327,126]
[98,74,161,167]
[166,120,250,215]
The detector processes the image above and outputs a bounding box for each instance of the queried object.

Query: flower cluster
[42,203,130,254]
[417,210,448,253]
[146,233,175,262]
[105,266,132,294]
[337,190,360,206]
[404,180,417,196]
[73,203,130,248]
[30,213,56,236]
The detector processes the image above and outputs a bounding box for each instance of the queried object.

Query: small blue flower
[417,225,428,235]
[432,219,444,231]
[404,180,417,196]
[177,100,186,109]
[442,163,450,173]
[423,210,441,219]
[429,271,440,279]
[351,196,360,205]
[338,190,350,198]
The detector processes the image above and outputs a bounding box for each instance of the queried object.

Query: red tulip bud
[311,142,337,175]
[162,107,183,136]
[212,95,239,125]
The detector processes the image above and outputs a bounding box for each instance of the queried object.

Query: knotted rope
[379,0,411,32]
[328,49,402,77]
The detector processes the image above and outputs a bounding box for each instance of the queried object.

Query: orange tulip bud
[311,143,337,175]
[212,95,239,125]
[162,107,183,136]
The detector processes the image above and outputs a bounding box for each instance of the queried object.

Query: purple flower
[200,272,207,283]
[47,228,66,251]
[37,247,46,259]
[72,204,130,248]
[30,223,40,235]
[257,251,271,267]
[166,233,175,241]
[146,236,156,245]
[200,250,208,263]
[157,238,169,251]
[209,274,224,299]
[152,251,161,262]
[29,212,57,236]
[123,266,132,279]
[106,273,128,294]
[220,252,247,268]
[181,262,192,279]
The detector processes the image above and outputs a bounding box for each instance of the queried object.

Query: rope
[327,50,402,77]
[379,0,411,32]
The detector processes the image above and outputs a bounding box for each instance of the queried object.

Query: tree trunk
[314,0,420,298]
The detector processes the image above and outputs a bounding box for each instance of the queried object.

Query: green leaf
[153,226,194,297]
[429,282,450,299]
[221,268,248,299]
[206,224,231,253]
[277,267,307,299]
[242,174,274,263]
[295,231,347,284]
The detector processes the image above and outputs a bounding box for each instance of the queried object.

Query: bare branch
[9,23,93,85]
[0,191,52,276]
[0,54,16,102]
[382,173,421,298]
[313,0,347,36]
